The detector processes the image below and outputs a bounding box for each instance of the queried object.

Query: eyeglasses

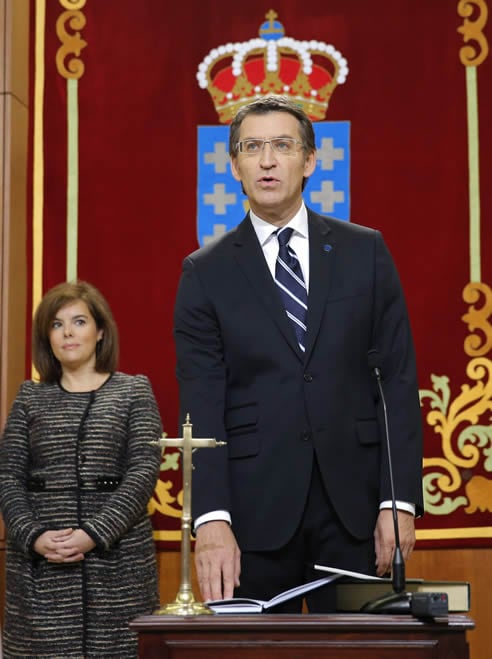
[237,137,304,156]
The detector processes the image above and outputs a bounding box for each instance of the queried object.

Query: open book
[207,574,342,613]
[314,564,470,612]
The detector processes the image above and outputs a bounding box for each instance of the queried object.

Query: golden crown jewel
[196,9,349,124]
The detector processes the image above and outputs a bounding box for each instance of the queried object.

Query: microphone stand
[361,358,412,613]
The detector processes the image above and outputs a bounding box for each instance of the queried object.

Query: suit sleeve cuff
[379,500,416,516]
[193,510,231,534]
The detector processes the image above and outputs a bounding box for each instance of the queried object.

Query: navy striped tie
[274,227,308,352]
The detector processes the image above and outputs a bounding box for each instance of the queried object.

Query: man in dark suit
[174,95,423,611]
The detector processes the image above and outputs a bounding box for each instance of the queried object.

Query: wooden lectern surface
[130,613,474,659]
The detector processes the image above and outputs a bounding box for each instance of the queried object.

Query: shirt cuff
[194,510,232,534]
[379,500,416,516]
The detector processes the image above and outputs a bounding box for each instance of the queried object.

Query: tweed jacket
[0,372,162,658]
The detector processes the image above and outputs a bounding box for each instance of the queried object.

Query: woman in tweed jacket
[0,281,162,658]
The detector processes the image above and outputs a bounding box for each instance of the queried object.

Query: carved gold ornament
[56,0,87,79]
[419,283,492,516]
[457,0,489,66]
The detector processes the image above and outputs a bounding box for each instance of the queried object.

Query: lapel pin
[324,244,333,252]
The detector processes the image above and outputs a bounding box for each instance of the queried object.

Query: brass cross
[153,413,226,615]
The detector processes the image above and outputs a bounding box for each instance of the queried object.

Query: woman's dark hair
[32,280,119,382]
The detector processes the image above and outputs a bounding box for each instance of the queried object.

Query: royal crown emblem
[196,11,351,246]
[196,9,349,124]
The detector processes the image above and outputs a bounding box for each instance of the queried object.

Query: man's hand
[194,521,241,601]
[374,509,416,577]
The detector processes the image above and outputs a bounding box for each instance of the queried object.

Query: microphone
[362,350,448,618]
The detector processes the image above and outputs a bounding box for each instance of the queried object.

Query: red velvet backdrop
[30,0,491,548]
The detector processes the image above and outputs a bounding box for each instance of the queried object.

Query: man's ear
[303,150,317,178]
[230,156,242,182]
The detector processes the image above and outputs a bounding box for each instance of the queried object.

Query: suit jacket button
[303,373,313,382]
[302,432,311,441]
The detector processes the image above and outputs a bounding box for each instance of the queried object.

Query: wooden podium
[130,613,474,658]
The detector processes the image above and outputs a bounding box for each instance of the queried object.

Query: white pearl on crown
[196,32,349,91]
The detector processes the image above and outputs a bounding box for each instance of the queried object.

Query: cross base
[155,587,214,616]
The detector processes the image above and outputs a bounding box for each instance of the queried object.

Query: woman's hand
[34,528,96,563]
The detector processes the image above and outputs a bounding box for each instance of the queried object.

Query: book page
[208,574,342,613]
[265,574,342,608]
[207,597,265,611]
[314,564,388,581]
[208,599,264,613]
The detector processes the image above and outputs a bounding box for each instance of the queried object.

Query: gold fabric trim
[31,0,47,381]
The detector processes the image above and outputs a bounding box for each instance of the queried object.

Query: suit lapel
[232,216,303,360]
[304,211,336,363]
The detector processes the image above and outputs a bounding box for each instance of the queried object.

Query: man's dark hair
[229,95,316,158]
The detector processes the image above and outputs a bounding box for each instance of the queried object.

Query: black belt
[27,476,121,492]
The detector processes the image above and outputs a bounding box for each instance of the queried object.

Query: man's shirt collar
[250,203,309,246]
